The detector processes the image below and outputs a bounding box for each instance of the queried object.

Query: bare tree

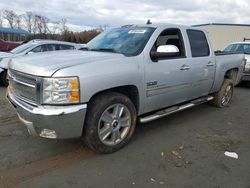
[3,10,17,28]
[31,14,50,34]
[59,18,68,33]
[51,21,60,34]
[23,11,34,32]
[15,16,22,29]
[0,10,3,27]
[41,16,50,34]
[36,15,43,34]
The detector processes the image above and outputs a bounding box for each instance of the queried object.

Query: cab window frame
[186,29,210,58]
[150,28,187,61]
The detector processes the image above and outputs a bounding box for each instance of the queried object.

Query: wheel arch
[88,85,140,114]
[224,68,239,85]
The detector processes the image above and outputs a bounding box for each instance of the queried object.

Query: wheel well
[89,85,140,113]
[224,68,239,84]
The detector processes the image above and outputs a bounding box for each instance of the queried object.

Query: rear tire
[210,79,234,108]
[0,70,8,86]
[83,92,137,154]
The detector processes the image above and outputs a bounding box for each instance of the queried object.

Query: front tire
[0,70,8,86]
[83,92,137,154]
[210,79,234,108]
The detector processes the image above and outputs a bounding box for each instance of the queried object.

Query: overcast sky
[1,0,250,31]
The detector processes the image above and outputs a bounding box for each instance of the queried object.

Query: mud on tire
[210,79,234,108]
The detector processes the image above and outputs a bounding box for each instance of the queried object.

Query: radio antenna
[146,19,152,25]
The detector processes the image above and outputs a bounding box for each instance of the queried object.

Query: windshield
[224,44,250,54]
[85,27,155,56]
[10,43,36,54]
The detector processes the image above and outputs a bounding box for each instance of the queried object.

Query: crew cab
[7,24,245,153]
[0,39,81,86]
[224,42,250,86]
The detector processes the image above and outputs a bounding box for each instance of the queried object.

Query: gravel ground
[0,85,249,188]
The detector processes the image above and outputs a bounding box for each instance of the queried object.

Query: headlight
[245,62,250,72]
[42,77,80,104]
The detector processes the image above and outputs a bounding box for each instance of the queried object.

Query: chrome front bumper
[7,88,87,139]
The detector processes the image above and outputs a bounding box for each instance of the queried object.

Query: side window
[31,45,42,53]
[187,30,210,57]
[31,45,48,53]
[58,45,75,50]
[151,28,186,59]
[46,44,57,51]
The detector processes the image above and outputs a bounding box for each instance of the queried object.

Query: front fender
[0,58,11,69]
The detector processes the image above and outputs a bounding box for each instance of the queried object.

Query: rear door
[186,29,216,98]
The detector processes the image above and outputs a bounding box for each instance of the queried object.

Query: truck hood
[9,50,125,77]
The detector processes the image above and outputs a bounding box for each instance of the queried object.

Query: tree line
[0,10,103,43]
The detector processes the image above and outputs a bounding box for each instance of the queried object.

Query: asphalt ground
[0,85,249,188]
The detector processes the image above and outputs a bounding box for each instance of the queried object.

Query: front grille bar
[12,77,36,88]
[8,69,39,105]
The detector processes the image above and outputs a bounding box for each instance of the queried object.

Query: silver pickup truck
[7,24,245,153]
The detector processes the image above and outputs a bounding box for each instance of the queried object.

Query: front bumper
[7,88,87,139]
[241,72,250,81]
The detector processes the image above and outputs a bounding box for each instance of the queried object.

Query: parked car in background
[0,39,22,52]
[7,24,245,153]
[224,42,250,86]
[0,39,81,86]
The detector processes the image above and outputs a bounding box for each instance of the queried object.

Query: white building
[194,23,250,51]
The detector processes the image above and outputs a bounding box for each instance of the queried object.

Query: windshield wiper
[90,48,119,53]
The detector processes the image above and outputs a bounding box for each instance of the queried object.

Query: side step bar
[139,96,214,123]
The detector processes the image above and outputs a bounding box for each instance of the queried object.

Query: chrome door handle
[207,61,215,67]
[180,64,190,70]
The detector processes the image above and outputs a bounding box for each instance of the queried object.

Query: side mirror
[27,51,34,55]
[150,45,180,61]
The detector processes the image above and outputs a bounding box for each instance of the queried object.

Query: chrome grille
[8,69,38,105]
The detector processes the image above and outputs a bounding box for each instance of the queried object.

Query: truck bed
[210,52,245,93]
[214,51,243,56]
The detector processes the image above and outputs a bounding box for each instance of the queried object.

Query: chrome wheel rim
[221,85,233,106]
[98,104,132,146]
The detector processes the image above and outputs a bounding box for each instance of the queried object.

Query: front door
[144,28,193,113]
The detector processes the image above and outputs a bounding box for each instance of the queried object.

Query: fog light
[39,129,57,139]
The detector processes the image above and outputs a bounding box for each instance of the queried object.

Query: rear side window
[46,44,57,51]
[187,30,210,57]
[58,44,75,50]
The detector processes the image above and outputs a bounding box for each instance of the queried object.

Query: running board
[139,96,214,123]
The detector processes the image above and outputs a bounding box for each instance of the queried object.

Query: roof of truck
[228,42,250,45]
[193,23,250,27]
[122,23,199,31]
